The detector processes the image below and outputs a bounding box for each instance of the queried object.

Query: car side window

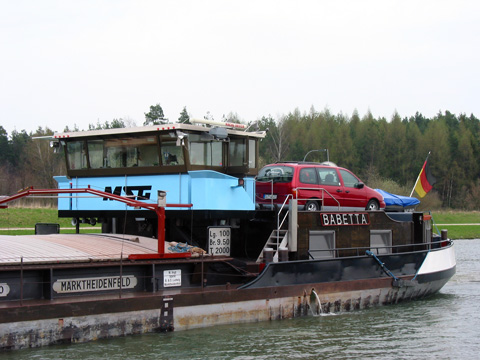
[339,169,360,188]
[299,168,318,184]
[317,168,340,186]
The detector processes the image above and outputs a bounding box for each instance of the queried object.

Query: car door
[337,169,367,210]
[297,167,319,203]
[316,167,343,209]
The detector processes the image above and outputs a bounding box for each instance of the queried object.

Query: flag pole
[409,151,431,197]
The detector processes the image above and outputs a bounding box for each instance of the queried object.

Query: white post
[288,199,298,252]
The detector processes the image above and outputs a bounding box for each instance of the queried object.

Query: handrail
[294,186,341,209]
[427,209,441,235]
[269,179,274,207]
[0,186,193,260]
[308,239,453,260]
[276,194,293,250]
[277,194,293,235]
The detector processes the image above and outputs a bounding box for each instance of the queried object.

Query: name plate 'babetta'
[321,213,370,226]
[53,275,137,294]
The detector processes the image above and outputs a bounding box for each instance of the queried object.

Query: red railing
[0,186,193,260]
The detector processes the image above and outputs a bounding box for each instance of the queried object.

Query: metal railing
[275,194,293,250]
[308,239,453,260]
[293,187,341,210]
[271,188,340,251]
[258,183,341,210]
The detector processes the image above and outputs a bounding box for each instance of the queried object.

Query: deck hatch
[308,230,336,259]
[369,230,392,254]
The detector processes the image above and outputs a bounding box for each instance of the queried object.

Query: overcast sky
[1,0,479,135]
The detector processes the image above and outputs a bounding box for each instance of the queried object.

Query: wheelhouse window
[87,140,104,168]
[92,136,159,169]
[137,137,159,167]
[105,139,131,168]
[62,129,261,176]
[188,134,223,166]
[228,138,245,167]
[160,134,184,166]
[248,139,256,169]
[67,136,160,171]
[67,141,87,170]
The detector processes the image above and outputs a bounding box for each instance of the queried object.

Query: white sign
[321,212,370,226]
[0,283,10,297]
[52,275,137,294]
[164,269,182,287]
[208,227,231,256]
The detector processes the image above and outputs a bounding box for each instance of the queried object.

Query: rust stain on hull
[0,276,451,350]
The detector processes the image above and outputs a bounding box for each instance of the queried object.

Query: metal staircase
[256,195,294,264]
[256,229,288,263]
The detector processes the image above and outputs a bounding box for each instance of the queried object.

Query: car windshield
[257,165,294,183]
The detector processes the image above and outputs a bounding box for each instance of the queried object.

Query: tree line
[1,106,479,210]
[256,108,480,210]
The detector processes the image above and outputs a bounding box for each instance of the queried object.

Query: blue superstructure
[51,121,266,224]
[55,170,257,212]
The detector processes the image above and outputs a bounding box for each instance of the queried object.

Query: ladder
[256,229,288,263]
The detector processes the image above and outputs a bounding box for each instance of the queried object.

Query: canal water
[5,239,480,360]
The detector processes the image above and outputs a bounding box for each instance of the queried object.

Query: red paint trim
[0,187,193,261]
[128,253,191,260]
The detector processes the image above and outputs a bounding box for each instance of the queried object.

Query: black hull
[0,244,455,350]
[241,251,429,289]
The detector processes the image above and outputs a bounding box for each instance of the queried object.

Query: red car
[256,162,385,211]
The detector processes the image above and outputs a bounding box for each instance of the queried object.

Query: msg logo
[103,186,152,201]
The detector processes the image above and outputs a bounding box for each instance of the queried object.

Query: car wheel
[306,200,320,211]
[366,199,379,211]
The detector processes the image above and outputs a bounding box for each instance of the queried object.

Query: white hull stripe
[416,244,456,276]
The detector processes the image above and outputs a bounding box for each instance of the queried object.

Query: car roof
[265,161,340,168]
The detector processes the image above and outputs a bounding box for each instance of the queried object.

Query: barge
[0,121,455,350]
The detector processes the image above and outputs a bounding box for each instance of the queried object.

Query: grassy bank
[0,208,99,235]
[1,208,479,239]
[430,210,480,239]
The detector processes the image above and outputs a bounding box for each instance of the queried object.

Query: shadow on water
[4,240,480,360]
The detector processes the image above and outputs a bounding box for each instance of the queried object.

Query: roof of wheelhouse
[53,122,267,139]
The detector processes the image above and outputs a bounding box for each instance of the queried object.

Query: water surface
[6,239,479,360]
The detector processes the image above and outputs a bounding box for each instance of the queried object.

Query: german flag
[414,158,436,198]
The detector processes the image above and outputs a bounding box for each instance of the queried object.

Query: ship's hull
[0,243,455,350]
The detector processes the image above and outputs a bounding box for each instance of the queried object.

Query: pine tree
[144,104,166,125]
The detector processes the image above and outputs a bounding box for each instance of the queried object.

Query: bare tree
[269,116,289,162]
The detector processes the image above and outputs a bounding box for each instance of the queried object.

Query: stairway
[256,229,288,263]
